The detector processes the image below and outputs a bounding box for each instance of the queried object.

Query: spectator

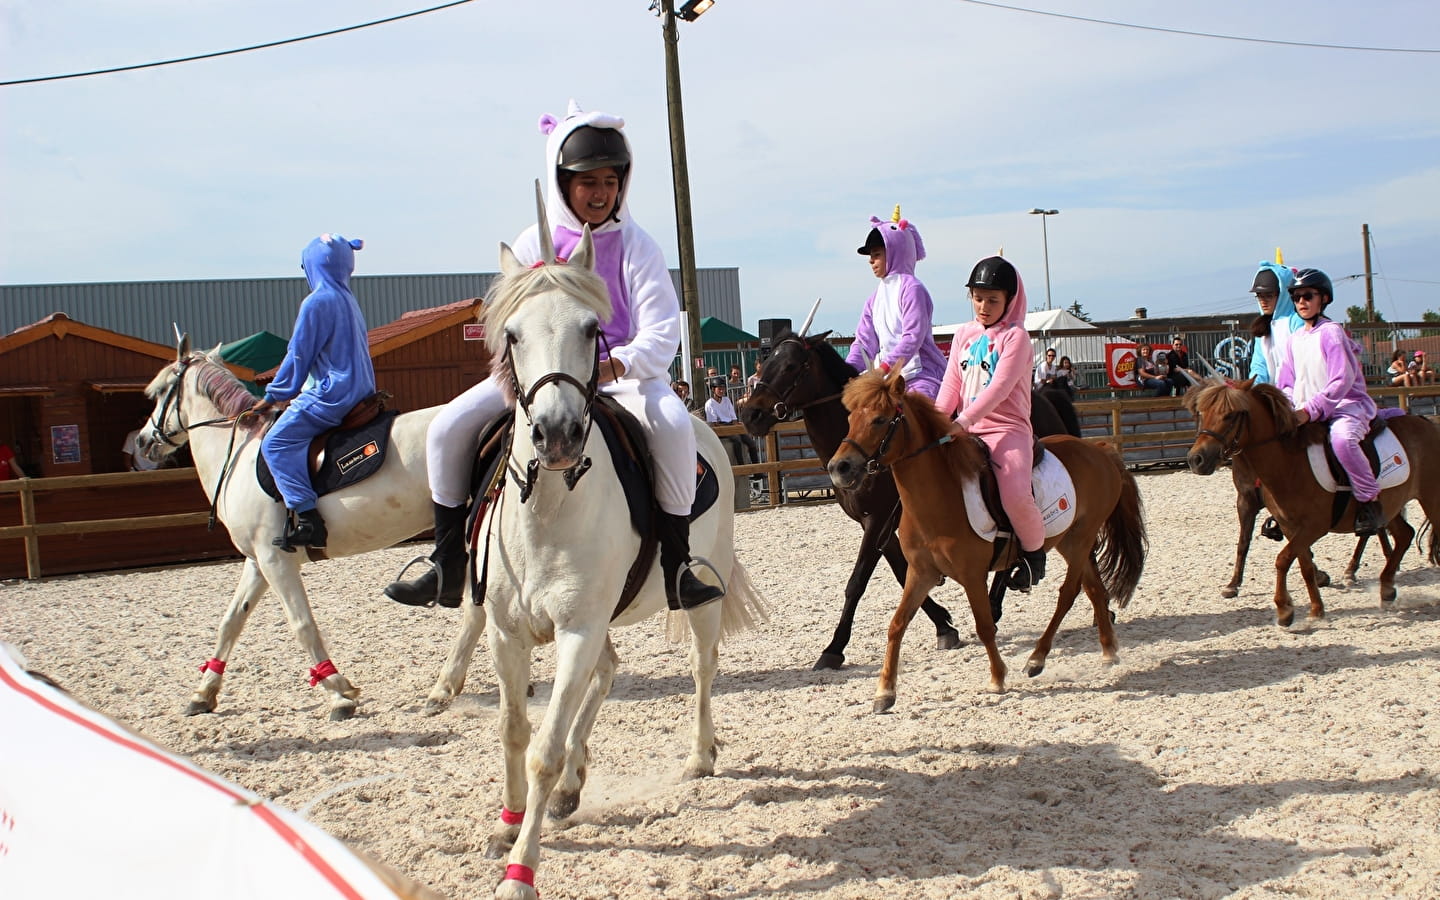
[1387,350,1414,387]
[746,360,762,399]
[1136,344,1170,395]
[671,379,698,412]
[1034,347,1060,387]
[704,378,746,464]
[1165,335,1198,396]
[1408,350,1435,385]
[122,427,161,471]
[1054,355,1078,399]
[0,442,27,480]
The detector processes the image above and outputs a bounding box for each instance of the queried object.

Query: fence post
[20,479,40,579]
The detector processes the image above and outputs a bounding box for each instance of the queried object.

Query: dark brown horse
[739,324,1081,670]
[827,366,1146,712]
[1186,379,1439,624]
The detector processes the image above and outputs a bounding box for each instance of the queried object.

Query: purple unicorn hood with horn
[864,207,926,277]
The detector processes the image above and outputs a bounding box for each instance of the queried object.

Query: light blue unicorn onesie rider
[255,234,375,551]
[845,206,947,398]
[386,100,723,613]
[1247,252,1300,385]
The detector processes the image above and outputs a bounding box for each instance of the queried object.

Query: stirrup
[384,556,452,608]
[673,555,726,610]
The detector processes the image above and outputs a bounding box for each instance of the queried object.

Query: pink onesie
[935,271,1044,551]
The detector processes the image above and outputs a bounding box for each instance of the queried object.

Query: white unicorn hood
[538,99,634,236]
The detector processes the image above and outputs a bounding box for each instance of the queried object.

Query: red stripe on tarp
[0,662,370,900]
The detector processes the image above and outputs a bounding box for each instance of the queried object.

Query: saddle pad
[257,410,399,502]
[962,449,1077,543]
[593,401,720,534]
[1305,427,1408,493]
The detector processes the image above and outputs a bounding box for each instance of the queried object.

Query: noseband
[839,405,909,476]
[151,357,239,447]
[504,333,602,498]
[1196,409,1250,460]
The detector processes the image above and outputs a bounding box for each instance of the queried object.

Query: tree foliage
[1067,301,1091,322]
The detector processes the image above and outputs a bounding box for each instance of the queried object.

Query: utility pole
[660,0,706,380]
[1362,223,1375,322]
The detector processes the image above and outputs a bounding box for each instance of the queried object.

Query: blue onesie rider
[250,234,375,550]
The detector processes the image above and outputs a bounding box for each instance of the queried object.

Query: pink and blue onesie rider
[261,234,375,516]
[1247,260,1300,385]
[934,268,1044,554]
[844,213,946,398]
[1275,315,1379,504]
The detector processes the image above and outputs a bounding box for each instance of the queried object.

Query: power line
[955,0,1440,54]
[0,0,474,87]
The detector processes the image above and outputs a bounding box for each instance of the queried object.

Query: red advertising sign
[463,323,485,341]
[1106,342,1139,389]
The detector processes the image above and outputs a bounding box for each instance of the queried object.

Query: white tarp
[934,308,1105,365]
[0,644,438,900]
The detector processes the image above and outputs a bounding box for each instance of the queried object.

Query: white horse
[427,227,766,900]
[135,341,441,720]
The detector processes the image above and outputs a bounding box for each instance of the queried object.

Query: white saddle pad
[1305,428,1409,493]
[962,448,1078,543]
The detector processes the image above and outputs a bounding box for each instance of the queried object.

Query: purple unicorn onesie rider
[845,206,947,398]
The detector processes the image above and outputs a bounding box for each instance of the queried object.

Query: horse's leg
[548,636,619,819]
[424,597,489,715]
[1272,541,1299,627]
[813,521,889,671]
[1377,515,1413,608]
[873,558,945,714]
[1024,553,1083,678]
[681,597,726,779]
[957,569,1007,696]
[187,558,269,715]
[499,628,606,900]
[486,626,533,860]
[261,558,359,721]
[881,537,961,651]
[1293,543,1327,621]
[1224,477,1261,599]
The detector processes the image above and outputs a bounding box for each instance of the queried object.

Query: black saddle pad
[592,397,719,534]
[258,410,400,502]
[1320,416,1387,489]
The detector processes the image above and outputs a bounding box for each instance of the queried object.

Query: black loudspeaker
[757,318,791,360]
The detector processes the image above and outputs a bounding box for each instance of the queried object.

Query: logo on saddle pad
[336,440,379,475]
[962,451,1078,542]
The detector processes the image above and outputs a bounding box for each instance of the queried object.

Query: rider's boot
[384,502,468,608]
[1007,546,1047,592]
[658,511,725,611]
[1353,499,1386,537]
[274,508,327,552]
[1260,516,1285,541]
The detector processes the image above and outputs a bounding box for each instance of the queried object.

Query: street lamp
[654,0,713,380]
[1029,208,1059,311]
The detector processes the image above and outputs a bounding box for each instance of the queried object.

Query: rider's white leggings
[426,375,698,516]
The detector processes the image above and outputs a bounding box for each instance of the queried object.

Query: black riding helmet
[557,125,630,224]
[1289,267,1333,302]
[966,256,1018,299]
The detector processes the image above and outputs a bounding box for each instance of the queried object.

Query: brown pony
[1186,378,1440,625]
[827,366,1147,712]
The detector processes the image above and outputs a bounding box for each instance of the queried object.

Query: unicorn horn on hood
[1275,248,1285,265]
[891,204,902,223]
[798,297,822,337]
[535,179,556,264]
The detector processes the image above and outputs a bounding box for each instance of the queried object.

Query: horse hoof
[1277,611,1295,628]
[548,789,581,819]
[1316,570,1332,588]
[328,702,357,722]
[1380,587,1397,607]
[484,831,516,860]
[1220,585,1238,599]
[1024,659,1046,678]
[813,653,845,671]
[184,700,214,716]
[683,755,716,780]
[423,696,452,716]
[936,629,963,651]
[872,694,896,714]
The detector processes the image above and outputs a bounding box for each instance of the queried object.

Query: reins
[753,337,843,420]
[839,403,955,478]
[153,356,248,529]
[504,331,603,500]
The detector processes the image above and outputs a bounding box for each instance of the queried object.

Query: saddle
[1312,416,1393,530]
[960,434,1078,571]
[256,393,398,503]
[462,397,721,620]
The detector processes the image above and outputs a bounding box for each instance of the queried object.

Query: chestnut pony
[1186,378,1440,625]
[827,366,1146,712]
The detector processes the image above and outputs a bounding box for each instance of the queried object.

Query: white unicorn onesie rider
[386,100,723,612]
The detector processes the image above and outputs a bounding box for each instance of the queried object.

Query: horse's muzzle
[1186,444,1218,476]
[531,416,586,470]
[737,406,772,438]
[827,454,864,491]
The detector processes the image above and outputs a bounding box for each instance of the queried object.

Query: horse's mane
[775,328,859,388]
[841,369,987,479]
[147,351,256,418]
[1187,378,1308,443]
[481,263,612,402]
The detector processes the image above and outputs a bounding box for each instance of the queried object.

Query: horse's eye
[505,328,518,346]
[869,416,888,428]
[583,321,598,340]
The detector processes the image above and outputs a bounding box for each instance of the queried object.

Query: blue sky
[3,0,1438,336]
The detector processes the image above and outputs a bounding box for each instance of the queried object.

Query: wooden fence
[6,387,1440,580]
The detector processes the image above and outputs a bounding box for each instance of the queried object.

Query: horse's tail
[1092,443,1147,609]
[666,559,771,642]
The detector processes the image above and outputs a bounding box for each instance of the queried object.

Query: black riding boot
[1260,516,1285,541]
[658,512,725,611]
[1007,546,1047,592]
[274,508,327,552]
[1353,499,1386,537]
[384,502,469,608]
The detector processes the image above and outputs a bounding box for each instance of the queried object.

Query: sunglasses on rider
[1292,290,1324,302]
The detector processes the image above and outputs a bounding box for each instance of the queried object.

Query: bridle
[750,336,843,420]
[150,356,238,448]
[838,403,954,478]
[1195,408,1249,461]
[503,331,603,499]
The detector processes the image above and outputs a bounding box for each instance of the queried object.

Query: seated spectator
[1034,347,1060,387]
[672,379,697,412]
[1408,350,1436,385]
[1054,355,1079,399]
[1136,343,1170,396]
[1387,350,1414,387]
[1165,335,1198,396]
[704,378,746,463]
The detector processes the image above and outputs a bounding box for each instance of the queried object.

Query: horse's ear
[177,333,190,361]
[499,242,526,277]
[568,225,596,271]
[885,356,910,384]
